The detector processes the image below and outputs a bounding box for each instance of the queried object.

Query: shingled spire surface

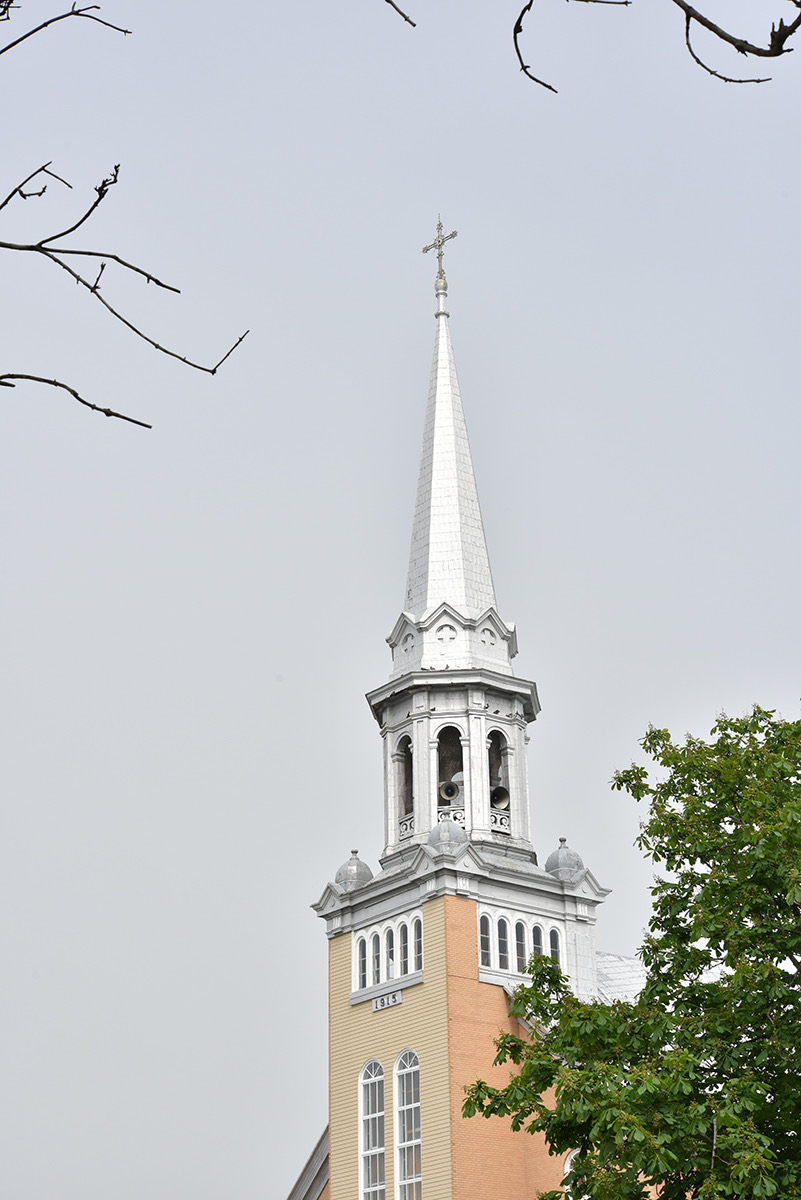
[405,274,496,620]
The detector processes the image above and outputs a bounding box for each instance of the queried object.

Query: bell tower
[371,254,539,860]
[304,227,610,1200]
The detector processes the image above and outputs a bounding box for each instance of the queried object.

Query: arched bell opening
[484,729,510,825]
[437,725,464,811]
[397,735,414,817]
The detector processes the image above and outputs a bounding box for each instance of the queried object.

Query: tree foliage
[464,706,801,1199]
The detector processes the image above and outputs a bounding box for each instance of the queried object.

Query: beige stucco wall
[329,896,452,1200]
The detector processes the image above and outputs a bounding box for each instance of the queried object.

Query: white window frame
[359,1059,386,1200]
[394,1049,422,1200]
[351,910,424,992]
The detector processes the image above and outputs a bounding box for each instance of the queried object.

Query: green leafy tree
[464,706,801,1199]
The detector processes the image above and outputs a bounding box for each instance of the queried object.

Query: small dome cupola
[545,837,585,881]
[334,850,373,892]
[427,816,469,856]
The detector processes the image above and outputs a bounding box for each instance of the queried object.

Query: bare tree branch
[510,0,801,92]
[0,374,152,428]
[2,9,247,431]
[669,0,801,60]
[0,162,249,375]
[383,0,416,27]
[513,0,630,94]
[0,3,130,60]
[684,13,771,82]
[513,1,558,94]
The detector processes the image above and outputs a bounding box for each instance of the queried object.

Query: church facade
[287,229,629,1200]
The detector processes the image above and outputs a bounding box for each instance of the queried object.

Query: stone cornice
[366,667,540,725]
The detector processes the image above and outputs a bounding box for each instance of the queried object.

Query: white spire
[404,267,496,620]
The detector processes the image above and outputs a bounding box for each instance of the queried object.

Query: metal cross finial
[422,216,458,280]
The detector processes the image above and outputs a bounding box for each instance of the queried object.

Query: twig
[513,0,630,94]
[42,248,249,373]
[0,161,71,214]
[39,162,119,244]
[684,14,770,81]
[0,374,152,427]
[1,163,248,374]
[383,0,416,26]
[513,1,558,93]
[0,3,130,60]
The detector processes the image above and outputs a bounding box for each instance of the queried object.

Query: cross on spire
[422,216,458,280]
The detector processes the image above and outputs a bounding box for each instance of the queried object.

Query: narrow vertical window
[479,914,491,968]
[497,918,509,970]
[372,933,381,985]
[400,924,409,976]
[515,921,526,973]
[532,924,543,957]
[550,928,560,965]
[360,1060,385,1200]
[396,1051,422,1200]
[385,929,395,980]
[358,937,367,990]
[413,918,423,972]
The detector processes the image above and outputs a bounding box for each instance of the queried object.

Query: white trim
[350,971,423,1006]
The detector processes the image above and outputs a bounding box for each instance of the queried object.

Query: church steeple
[387,237,518,680]
[404,268,497,620]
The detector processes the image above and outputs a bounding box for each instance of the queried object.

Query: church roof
[595,951,647,1003]
[404,269,497,621]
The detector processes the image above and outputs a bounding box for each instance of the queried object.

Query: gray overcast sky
[2,1,800,1196]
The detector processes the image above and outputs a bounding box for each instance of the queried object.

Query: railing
[400,807,509,837]
[437,806,465,826]
[490,809,510,834]
[399,814,415,839]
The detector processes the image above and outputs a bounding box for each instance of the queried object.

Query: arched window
[550,928,560,965]
[437,725,463,808]
[398,735,414,817]
[532,924,543,957]
[413,918,423,972]
[395,1050,422,1200]
[358,937,367,990]
[479,914,491,967]
[385,929,395,980]
[562,1149,585,1198]
[515,921,526,972]
[399,923,409,976]
[372,933,381,985]
[360,1060,386,1200]
[497,918,509,970]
